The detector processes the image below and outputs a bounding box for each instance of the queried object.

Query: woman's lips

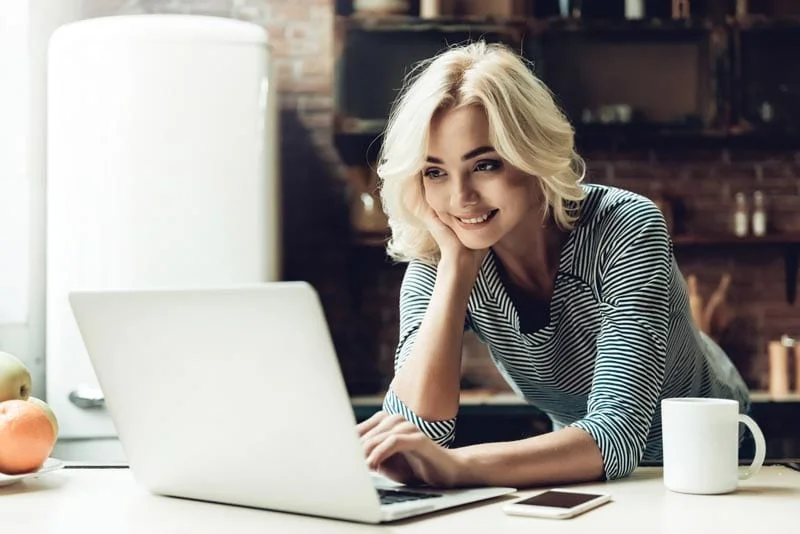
[455,209,498,227]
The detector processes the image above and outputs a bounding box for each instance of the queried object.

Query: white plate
[0,457,66,487]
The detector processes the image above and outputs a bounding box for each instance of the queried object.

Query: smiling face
[422,105,543,251]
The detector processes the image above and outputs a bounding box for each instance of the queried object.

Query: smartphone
[503,489,612,519]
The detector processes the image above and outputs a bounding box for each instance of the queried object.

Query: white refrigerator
[46,14,280,440]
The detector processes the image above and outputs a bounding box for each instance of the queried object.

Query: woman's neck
[492,213,567,299]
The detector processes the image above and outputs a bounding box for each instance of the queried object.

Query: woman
[357,41,749,489]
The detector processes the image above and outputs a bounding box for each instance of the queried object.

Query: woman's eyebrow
[425,146,496,164]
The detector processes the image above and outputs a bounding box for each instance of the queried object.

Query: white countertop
[3,465,799,533]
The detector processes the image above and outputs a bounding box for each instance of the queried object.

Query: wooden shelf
[734,15,800,30]
[750,390,800,403]
[338,14,716,34]
[338,14,527,32]
[673,233,800,305]
[673,234,800,246]
[531,16,714,39]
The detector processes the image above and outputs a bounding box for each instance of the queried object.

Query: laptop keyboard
[378,488,444,505]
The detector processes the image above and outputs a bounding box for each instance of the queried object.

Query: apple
[0,351,32,402]
[28,397,59,438]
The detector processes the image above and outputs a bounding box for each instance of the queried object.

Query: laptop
[68,282,516,523]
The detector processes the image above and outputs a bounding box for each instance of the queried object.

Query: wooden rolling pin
[703,272,732,335]
[769,340,790,397]
[687,274,704,331]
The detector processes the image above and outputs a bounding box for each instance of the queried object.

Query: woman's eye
[475,159,502,172]
[423,167,445,179]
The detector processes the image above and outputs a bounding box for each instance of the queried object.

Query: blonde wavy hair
[377,40,586,264]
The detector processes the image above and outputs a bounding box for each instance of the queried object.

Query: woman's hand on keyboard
[358,411,466,488]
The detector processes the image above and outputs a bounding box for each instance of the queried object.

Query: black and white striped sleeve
[381,260,457,447]
[569,200,671,480]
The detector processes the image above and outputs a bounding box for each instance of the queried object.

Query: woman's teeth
[459,211,494,224]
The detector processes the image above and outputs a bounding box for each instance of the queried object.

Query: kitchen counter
[352,391,800,456]
[50,391,800,466]
[3,465,799,532]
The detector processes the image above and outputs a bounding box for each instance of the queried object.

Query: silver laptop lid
[69,282,383,523]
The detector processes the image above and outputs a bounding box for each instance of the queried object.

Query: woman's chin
[456,234,496,251]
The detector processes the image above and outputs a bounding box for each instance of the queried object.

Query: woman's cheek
[423,188,442,215]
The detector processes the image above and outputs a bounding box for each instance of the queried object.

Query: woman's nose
[452,176,479,207]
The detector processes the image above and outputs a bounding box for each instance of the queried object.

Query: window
[0,1,30,323]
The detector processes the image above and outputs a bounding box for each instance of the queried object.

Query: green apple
[28,396,59,438]
[0,351,32,402]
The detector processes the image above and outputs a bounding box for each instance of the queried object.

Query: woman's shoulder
[577,184,666,233]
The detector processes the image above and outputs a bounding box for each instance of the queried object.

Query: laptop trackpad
[371,472,404,488]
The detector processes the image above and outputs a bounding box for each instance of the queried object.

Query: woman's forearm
[453,427,606,488]
[390,259,476,421]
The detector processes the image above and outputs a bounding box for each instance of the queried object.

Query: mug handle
[738,414,766,480]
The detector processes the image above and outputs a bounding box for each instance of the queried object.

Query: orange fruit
[28,397,59,438]
[0,399,56,475]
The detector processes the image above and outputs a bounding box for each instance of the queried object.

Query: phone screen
[515,491,602,509]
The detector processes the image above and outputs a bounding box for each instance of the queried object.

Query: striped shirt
[383,184,750,481]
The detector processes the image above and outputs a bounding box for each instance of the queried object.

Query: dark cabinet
[333,14,800,160]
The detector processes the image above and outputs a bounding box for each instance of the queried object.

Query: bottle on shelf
[419,0,442,18]
[751,190,767,237]
[672,0,690,19]
[733,192,749,237]
[625,0,644,19]
[736,0,748,18]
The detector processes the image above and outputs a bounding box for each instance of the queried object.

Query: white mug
[661,398,766,495]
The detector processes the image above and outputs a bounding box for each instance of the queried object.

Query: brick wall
[82,0,800,394]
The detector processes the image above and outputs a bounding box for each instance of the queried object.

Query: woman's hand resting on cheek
[422,208,487,276]
[357,411,466,488]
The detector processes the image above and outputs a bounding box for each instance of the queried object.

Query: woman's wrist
[438,251,484,280]
[450,446,485,487]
